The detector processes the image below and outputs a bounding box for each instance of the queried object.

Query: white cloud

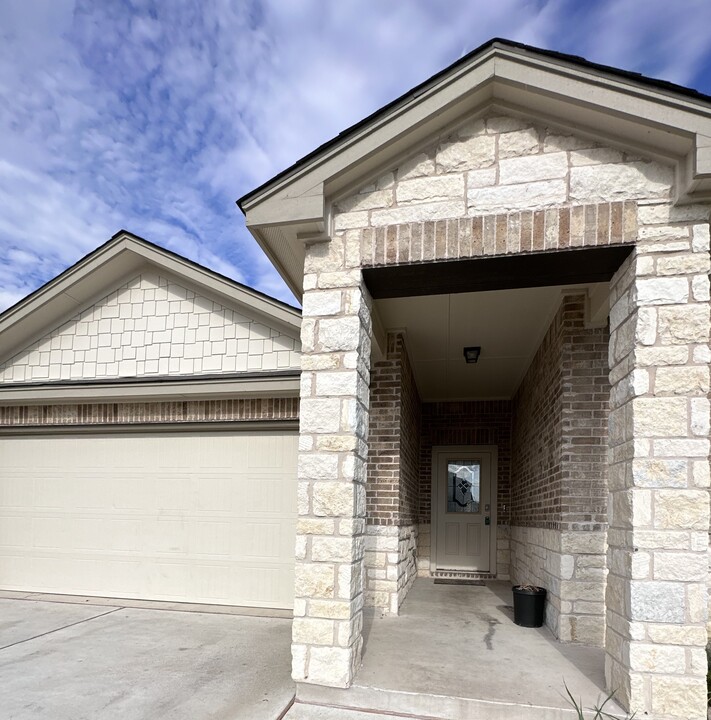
[0,0,709,317]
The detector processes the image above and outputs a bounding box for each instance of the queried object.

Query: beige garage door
[0,430,297,609]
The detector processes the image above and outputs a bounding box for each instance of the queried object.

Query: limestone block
[632,397,688,437]
[691,397,710,436]
[498,128,540,158]
[570,147,623,166]
[396,174,464,204]
[334,211,369,231]
[336,562,362,600]
[655,366,709,395]
[317,270,361,289]
[436,134,495,172]
[499,152,568,184]
[656,253,710,276]
[632,458,687,488]
[307,646,354,687]
[302,290,343,318]
[630,581,685,622]
[691,274,710,301]
[654,490,709,530]
[657,305,709,344]
[398,153,435,180]
[468,179,566,214]
[291,643,308,680]
[312,537,356,563]
[336,189,393,213]
[653,438,709,458]
[292,617,335,645]
[297,518,336,535]
[312,482,355,517]
[299,453,339,481]
[318,317,362,352]
[647,623,708,645]
[315,370,359,397]
[692,222,711,252]
[466,167,497,188]
[650,676,707,718]
[370,201,466,226]
[629,643,686,674]
[570,162,673,203]
[486,115,530,133]
[653,552,708,581]
[295,563,335,598]
[691,460,710,488]
[543,133,591,152]
[635,307,657,345]
[634,277,689,306]
[634,346,688,367]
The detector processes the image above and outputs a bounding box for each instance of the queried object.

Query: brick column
[606,213,710,718]
[291,237,371,688]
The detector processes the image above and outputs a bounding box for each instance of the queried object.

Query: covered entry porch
[295,578,623,719]
[361,246,625,653]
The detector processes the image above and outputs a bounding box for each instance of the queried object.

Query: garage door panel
[0,431,297,608]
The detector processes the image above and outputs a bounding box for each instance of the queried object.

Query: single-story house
[1,39,711,719]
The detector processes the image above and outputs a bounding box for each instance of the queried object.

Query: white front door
[434,447,494,572]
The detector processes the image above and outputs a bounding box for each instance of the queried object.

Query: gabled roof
[237,38,711,299]
[0,230,301,367]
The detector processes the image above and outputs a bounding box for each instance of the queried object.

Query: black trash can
[512,585,546,627]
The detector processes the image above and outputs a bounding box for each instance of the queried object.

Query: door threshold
[432,570,496,581]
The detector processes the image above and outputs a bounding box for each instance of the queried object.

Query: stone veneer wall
[301,111,711,712]
[418,401,512,578]
[605,227,711,717]
[0,397,299,426]
[510,295,610,646]
[365,332,420,613]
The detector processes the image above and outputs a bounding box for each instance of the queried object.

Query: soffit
[375,283,602,402]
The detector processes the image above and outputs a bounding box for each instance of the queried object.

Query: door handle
[485,516,491,525]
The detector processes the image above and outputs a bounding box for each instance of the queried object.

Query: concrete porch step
[296,683,590,720]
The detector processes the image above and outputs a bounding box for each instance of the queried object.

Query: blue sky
[1,0,711,312]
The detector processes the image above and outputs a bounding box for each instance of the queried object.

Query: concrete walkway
[295,579,624,720]
[0,597,294,720]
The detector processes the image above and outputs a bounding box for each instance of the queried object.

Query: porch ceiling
[375,282,605,401]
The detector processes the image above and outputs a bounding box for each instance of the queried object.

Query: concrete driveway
[0,597,294,720]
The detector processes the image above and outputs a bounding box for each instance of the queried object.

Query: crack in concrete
[0,606,123,652]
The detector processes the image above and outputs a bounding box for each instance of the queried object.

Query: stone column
[606,213,710,719]
[291,236,371,688]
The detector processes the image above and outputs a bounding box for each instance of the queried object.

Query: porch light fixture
[463,346,481,364]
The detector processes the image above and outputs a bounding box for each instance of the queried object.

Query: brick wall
[511,295,609,532]
[0,397,299,426]
[0,272,300,383]
[510,294,610,645]
[367,333,421,526]
[365,332,421,613]
[419,400,512,523]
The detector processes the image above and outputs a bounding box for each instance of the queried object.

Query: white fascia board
[0,373,301,405]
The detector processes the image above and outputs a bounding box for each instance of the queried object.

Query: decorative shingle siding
[0,397,299,427]
[0,272,300,384]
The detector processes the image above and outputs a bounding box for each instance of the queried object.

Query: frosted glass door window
[447,460,481,513]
